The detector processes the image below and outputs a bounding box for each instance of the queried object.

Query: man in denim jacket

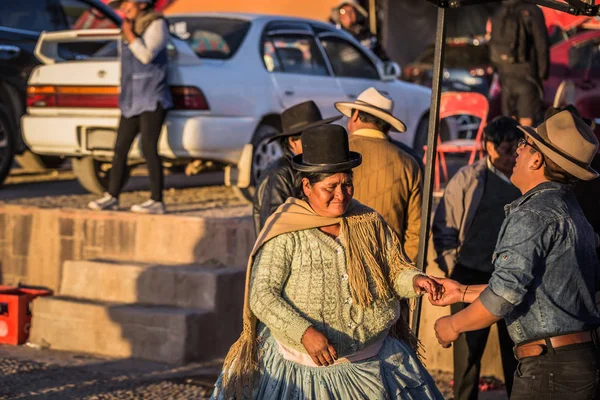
[431,111,600,399]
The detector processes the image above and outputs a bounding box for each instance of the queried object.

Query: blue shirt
[480,181,600,344]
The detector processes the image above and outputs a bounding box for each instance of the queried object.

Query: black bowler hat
[292,125,362,172]
[268,101,341,143]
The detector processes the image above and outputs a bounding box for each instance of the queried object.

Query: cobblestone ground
[0,346,218,400]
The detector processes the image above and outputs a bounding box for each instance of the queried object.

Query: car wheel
[72,156,130,195]
[413,115,452,157]
[455,115,480,140]
[0,105,15,186]
[413,116,429,157]
[15,151,64,171]
[232,122,282,203]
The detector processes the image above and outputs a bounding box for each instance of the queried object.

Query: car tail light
[170,86,209,110]
[469,68,486,77]
[28,85,210,110]
[27,86,119,108]
[27,86,56,107]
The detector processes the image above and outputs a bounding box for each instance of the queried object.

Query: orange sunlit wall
[163,0,341,21]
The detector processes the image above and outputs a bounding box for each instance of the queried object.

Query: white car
[22,13,432,198]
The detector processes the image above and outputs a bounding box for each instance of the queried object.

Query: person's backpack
[489,4,528,64]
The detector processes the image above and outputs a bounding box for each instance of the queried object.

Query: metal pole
[411,6,447,336]
[369,0,378,35]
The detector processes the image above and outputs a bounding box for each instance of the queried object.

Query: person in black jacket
[252,102,341,234]
[490,0,549,127]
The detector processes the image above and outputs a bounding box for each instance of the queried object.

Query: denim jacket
[479,181,600,345]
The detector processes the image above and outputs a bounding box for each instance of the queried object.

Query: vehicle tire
[232,122,282,203]
[413,115,451,157]
[72,156,130,195]
[413,116,429,157]
[15,151,64,171]
[0,105,15,187]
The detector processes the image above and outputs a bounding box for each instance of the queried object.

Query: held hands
[412,275,444,302]
[427,277,466,307]
[301,326,338,367]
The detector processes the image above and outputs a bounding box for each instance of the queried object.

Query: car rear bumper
[21,112,257,164]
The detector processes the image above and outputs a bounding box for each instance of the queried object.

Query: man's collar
[352,128,387,140]
[504,181,569,215]
[486,157,512,184]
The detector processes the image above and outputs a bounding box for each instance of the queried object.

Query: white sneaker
[88,193,118,211]
[130,199,165,214]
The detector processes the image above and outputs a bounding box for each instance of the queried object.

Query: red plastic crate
[0,286,51,345]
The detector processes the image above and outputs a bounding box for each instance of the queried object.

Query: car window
[263,35,329,77]
[168,17,250,59]
[58,0,118,30]
[320,36,379,80]
[0,0,59,32]
[0,0,117,32]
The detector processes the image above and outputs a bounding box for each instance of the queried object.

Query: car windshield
[418,44,490,68]
[168,17,250,59]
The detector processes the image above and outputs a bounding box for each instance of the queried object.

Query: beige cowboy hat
[335,87,407,132]
[333,0,368,17]
[518,110,599,181]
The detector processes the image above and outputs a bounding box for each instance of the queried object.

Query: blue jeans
[511,342,600,399]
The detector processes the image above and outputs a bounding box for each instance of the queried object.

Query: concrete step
[59,259,245,313]
[29,296,238,364]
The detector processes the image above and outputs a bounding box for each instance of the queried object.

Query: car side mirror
[382,61,401,81]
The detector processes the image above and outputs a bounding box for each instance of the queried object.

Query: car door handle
[284,90,295,96]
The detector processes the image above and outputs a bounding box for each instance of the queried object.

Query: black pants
[109,104,167,202]
[500,74,544,124]
[450,267,518,400]
[511,342,600,399]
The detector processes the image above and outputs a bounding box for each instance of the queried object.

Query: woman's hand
[122,20,136,42]
[428,277,466,307]
[434,315,459,348]
[301,326,338,366]
[413,275,443,301]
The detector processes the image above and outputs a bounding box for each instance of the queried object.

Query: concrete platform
[30,296,216,364]
[29,259,245,364]
[0,204,255,292]
[59,259,245,312]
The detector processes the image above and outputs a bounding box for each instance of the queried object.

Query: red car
[545,29,600,135]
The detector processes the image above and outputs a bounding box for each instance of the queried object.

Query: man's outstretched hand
[427,277,465,306]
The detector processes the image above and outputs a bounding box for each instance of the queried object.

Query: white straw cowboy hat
[335,87,407,132]
[518,110,599,181]
[333,0,368,17]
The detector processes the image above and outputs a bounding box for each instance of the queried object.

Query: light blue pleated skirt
[211,325,443,399]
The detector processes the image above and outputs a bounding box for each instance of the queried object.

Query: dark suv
[0,0,120,185]
[403,37,494,95]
